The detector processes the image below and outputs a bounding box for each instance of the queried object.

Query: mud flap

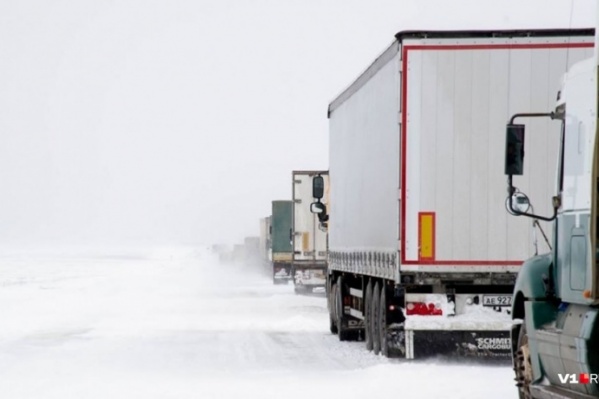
[388,325,511,359]
[273,262,292,284]
[292,265,326,287]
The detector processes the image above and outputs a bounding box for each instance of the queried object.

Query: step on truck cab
[505,27,599,399]
[317,29,595,358]
[291,171,329,294]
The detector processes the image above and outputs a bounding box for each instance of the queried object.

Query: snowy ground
[0,247,517,399]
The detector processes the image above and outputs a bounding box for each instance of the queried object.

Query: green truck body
[271,200,293,283]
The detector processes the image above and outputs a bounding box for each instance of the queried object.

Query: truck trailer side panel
[328,43,400,279]
[328,32,594,279]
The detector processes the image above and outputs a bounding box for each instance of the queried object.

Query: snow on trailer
[325,29,594,359]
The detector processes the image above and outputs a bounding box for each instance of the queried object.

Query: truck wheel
[514,320,533,399]
[329,283,338,334]
[371,282,381,354]
[336,275,350,341]
[364,280,373,351]
[379,285,388,357]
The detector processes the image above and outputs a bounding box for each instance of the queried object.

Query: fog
[0,0,594,249]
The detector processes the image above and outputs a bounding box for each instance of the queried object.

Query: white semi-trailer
[291,171,329,294]
[318,29,594,358]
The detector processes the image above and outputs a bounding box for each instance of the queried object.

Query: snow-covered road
[0,248,517,398]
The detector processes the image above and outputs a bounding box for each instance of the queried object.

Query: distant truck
[291,171,329,294]
[271,200,293,284]
[211,244,228,255]
[231,244,245,263]
[313,29,594,358]
[259,216,272,274]
[244,236,261,266]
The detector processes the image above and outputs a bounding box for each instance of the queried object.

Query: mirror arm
[509,112,556,124]
[507,175,559,222]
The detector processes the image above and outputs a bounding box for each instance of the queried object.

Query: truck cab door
[557,66,597,304]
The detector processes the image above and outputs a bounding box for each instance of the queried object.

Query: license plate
[482,295,512,307]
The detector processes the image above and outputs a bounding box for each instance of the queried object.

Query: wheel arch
[512,253,553,302]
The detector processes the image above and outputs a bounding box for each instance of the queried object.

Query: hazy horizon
[0,0,595,249]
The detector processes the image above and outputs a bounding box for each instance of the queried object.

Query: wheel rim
[380,287,387,356]
[515,326,532,398]
[336,277,344,334]
[365,282,373,350]
[372,283,381,354]
[332,284,338,322]
[329,283,337,333]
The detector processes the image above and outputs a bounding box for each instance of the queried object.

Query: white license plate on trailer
[482,295,512,307]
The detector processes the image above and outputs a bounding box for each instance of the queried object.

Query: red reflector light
[406,302,442,316]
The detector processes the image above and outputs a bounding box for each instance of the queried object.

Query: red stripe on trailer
[402,260,523,266]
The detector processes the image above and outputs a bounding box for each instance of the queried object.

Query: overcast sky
[0,0,595,249]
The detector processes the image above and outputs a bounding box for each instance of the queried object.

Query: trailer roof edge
[327,28,594,118]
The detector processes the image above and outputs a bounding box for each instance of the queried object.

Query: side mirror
[312,175,324,199]
[505,124,525,175]
[310,202,326,214]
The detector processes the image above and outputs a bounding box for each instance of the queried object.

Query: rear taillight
[406,302,442,316]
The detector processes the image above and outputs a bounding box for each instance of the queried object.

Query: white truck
[291,171,329,294]
[259,216,272,274]
[316,29,594,358]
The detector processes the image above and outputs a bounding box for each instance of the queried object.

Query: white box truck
[319,29,594,358]
[291,171,329,294]
[259,216,272,273]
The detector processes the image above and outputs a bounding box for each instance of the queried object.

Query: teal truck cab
[505,29,599,399]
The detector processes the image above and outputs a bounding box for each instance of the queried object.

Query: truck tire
[371,282,381,355]
[329,282,338,334]
[364,280,373,351]
[379,285,388,357]
[336,275,351,341]
[514,320,532,399]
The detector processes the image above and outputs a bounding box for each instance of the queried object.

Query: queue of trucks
[222,171,329,294]
[255,172,329,293]
[221,25,599,399]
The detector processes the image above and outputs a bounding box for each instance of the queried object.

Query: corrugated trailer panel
[402,37,593,271]
[328,44,400,255]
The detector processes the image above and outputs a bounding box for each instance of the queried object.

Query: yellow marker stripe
[302,232,310,252]
[419,212,435,261]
